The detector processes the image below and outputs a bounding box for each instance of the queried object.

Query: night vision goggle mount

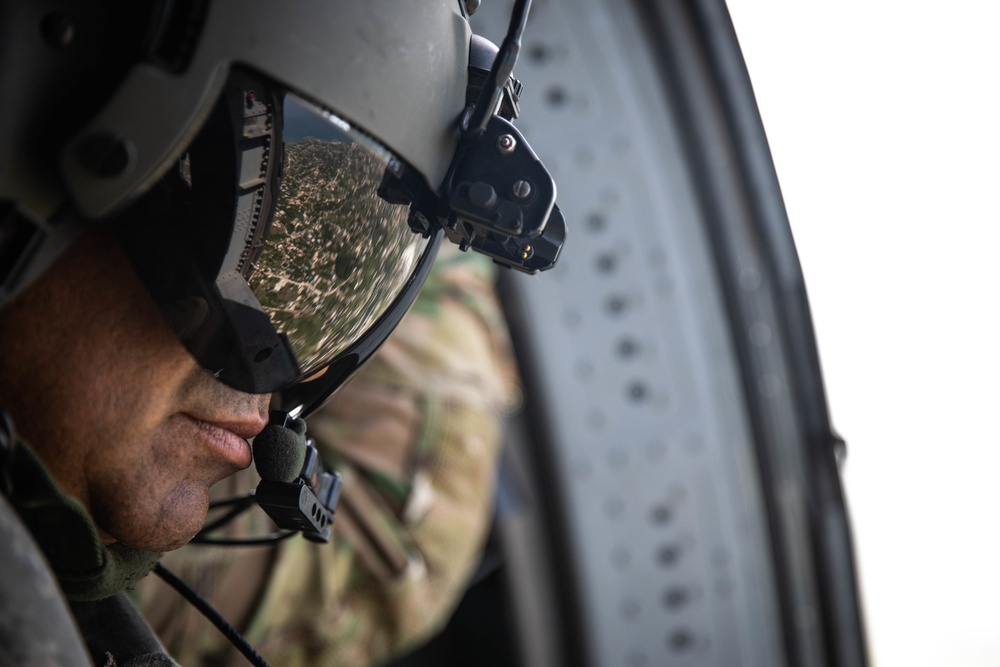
[388,0,565,275]
[441,114,565,274]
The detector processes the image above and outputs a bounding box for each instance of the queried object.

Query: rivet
[496,134,517,155]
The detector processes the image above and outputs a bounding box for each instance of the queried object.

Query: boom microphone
[252,418,308,483]
[252,413,342,542]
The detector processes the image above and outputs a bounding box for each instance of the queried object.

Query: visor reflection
[248,94,428,376]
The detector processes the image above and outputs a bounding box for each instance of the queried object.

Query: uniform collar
[3,431,161,601]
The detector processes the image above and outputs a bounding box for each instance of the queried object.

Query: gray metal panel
[474,2,784,665]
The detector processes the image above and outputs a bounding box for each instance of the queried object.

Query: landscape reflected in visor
[249,94,427,376]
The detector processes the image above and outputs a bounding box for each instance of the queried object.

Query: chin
[99,482,211,552]
[149,527,203,553]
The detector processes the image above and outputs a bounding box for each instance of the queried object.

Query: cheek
[58,232,199,430]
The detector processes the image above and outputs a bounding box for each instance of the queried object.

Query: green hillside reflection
[251,138,426,370]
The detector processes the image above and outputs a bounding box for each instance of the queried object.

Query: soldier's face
[0,230,270,551]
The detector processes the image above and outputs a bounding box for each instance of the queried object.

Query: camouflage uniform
[135,246,520,666]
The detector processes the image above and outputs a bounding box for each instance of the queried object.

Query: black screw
[658,545,680,566]
[651,505,672,525]
[586,213,606,232]
[529,43,549,64]
[606,295,627,314]
[663,588,687,609]
[618,339,638,357]
[628,382,648,401]
[669,630,694,651]
[77,133,133,178]
[546,86,568,108]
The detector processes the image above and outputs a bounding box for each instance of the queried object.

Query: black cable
[463,0,531,139]
[209,493,258,509]
[198,496,257,535]
[191,531,297,546]
[194,492,297,544]
[153,562,271,667]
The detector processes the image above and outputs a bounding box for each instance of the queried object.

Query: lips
[182,414,260,469]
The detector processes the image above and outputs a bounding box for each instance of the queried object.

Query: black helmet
[0,0,564,416]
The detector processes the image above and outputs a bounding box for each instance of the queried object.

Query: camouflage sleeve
[134,245,520,667]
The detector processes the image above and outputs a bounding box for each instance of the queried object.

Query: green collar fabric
[4,436,161,601]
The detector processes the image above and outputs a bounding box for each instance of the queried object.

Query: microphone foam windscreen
[252,421,307,483]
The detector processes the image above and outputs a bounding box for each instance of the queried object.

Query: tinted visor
[118,72,434,395]
[254,95,428,374]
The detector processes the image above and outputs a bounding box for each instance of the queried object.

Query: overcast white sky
[726,2,1000,665]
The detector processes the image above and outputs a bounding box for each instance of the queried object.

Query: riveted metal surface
[474,2,784,665]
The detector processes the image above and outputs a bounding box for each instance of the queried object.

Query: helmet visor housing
[118,71,435,396]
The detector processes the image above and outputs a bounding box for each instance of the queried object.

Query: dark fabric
[70,593,177,667]
[0,491,93,666]
[3,434,161,601]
